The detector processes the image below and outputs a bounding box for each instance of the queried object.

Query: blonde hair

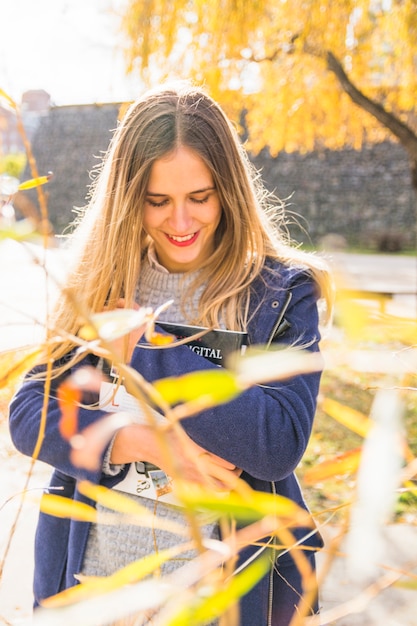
[48,82,333,364]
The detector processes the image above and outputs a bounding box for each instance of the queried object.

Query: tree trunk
[326,51,417,193]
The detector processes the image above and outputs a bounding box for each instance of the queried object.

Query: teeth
[169,233,195,242]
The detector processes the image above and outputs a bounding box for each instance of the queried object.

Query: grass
[298,368,417,523]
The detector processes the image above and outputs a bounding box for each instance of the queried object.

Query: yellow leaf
[0,218,36,241]
[394,578,417,591]
[322,397,372,438]
[166,555,270,625]
[174,482,312,526]
[322,395,413,464]
[303,448,362,484]
[18,173,53,190]
[153,369,242,406]
[77,481,153,515]
[147,331,175,345]
[40,494,98,522]
[57,379,82,440]
[335,291,372,339]
[56,367,105,443]
[78,308,154,341]
[0,88,17,108]
[0,346,42,389]
[75,480,186,536]
[231,347,323,387]
[42,545,187,608]
[78,300,174,343]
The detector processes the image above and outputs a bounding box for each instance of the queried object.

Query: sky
[0,0,143,106]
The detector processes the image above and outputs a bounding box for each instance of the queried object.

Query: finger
[204,452,236,470]
[192,443,236,470]
[198,456,241,486]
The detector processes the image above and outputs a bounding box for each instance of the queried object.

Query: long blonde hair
[48,82,333,364]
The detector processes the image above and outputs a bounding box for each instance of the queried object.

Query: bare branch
[326,51,417,190]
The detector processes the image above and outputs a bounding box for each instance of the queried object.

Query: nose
[168,200,193,233]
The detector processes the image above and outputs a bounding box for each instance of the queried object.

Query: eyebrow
[146,186,216,197]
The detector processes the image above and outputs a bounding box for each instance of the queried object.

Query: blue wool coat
[9,260,324,625]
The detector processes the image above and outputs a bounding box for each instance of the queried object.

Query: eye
[190,194,210,204]
[146,197,169,208]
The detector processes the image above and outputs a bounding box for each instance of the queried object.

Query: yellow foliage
[0,88,17,109]
[303,447,362,484]
[18,174,52,191]
[321,397,372,438]
[40,494,98,523]
[174,480,313,526]
[120,0,417,154]
[0,346,42,390]
[153,369,243,406]
[164,555,270,626]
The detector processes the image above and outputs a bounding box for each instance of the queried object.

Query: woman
[9,82,333,625]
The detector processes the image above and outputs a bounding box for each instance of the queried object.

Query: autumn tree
[119,0,417,191]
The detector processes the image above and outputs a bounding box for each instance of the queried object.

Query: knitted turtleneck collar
[136,254,204,324]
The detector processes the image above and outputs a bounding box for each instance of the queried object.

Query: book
[156,321,248,366]
[99,380,180,504]
[114,460,179,506]
[102,322,248,504]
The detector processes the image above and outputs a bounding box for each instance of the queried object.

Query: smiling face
[143,146,222,273]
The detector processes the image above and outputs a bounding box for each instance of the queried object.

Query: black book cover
[157,321,248,366]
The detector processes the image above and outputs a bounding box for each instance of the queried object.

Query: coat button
[271,300,279,308]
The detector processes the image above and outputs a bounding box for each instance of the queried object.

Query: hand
[166,431,243,491]
[110,423,242,490]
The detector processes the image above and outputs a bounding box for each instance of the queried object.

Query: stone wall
[20,104,121,233]
[20,104,416,248]
[251,142,415,249]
